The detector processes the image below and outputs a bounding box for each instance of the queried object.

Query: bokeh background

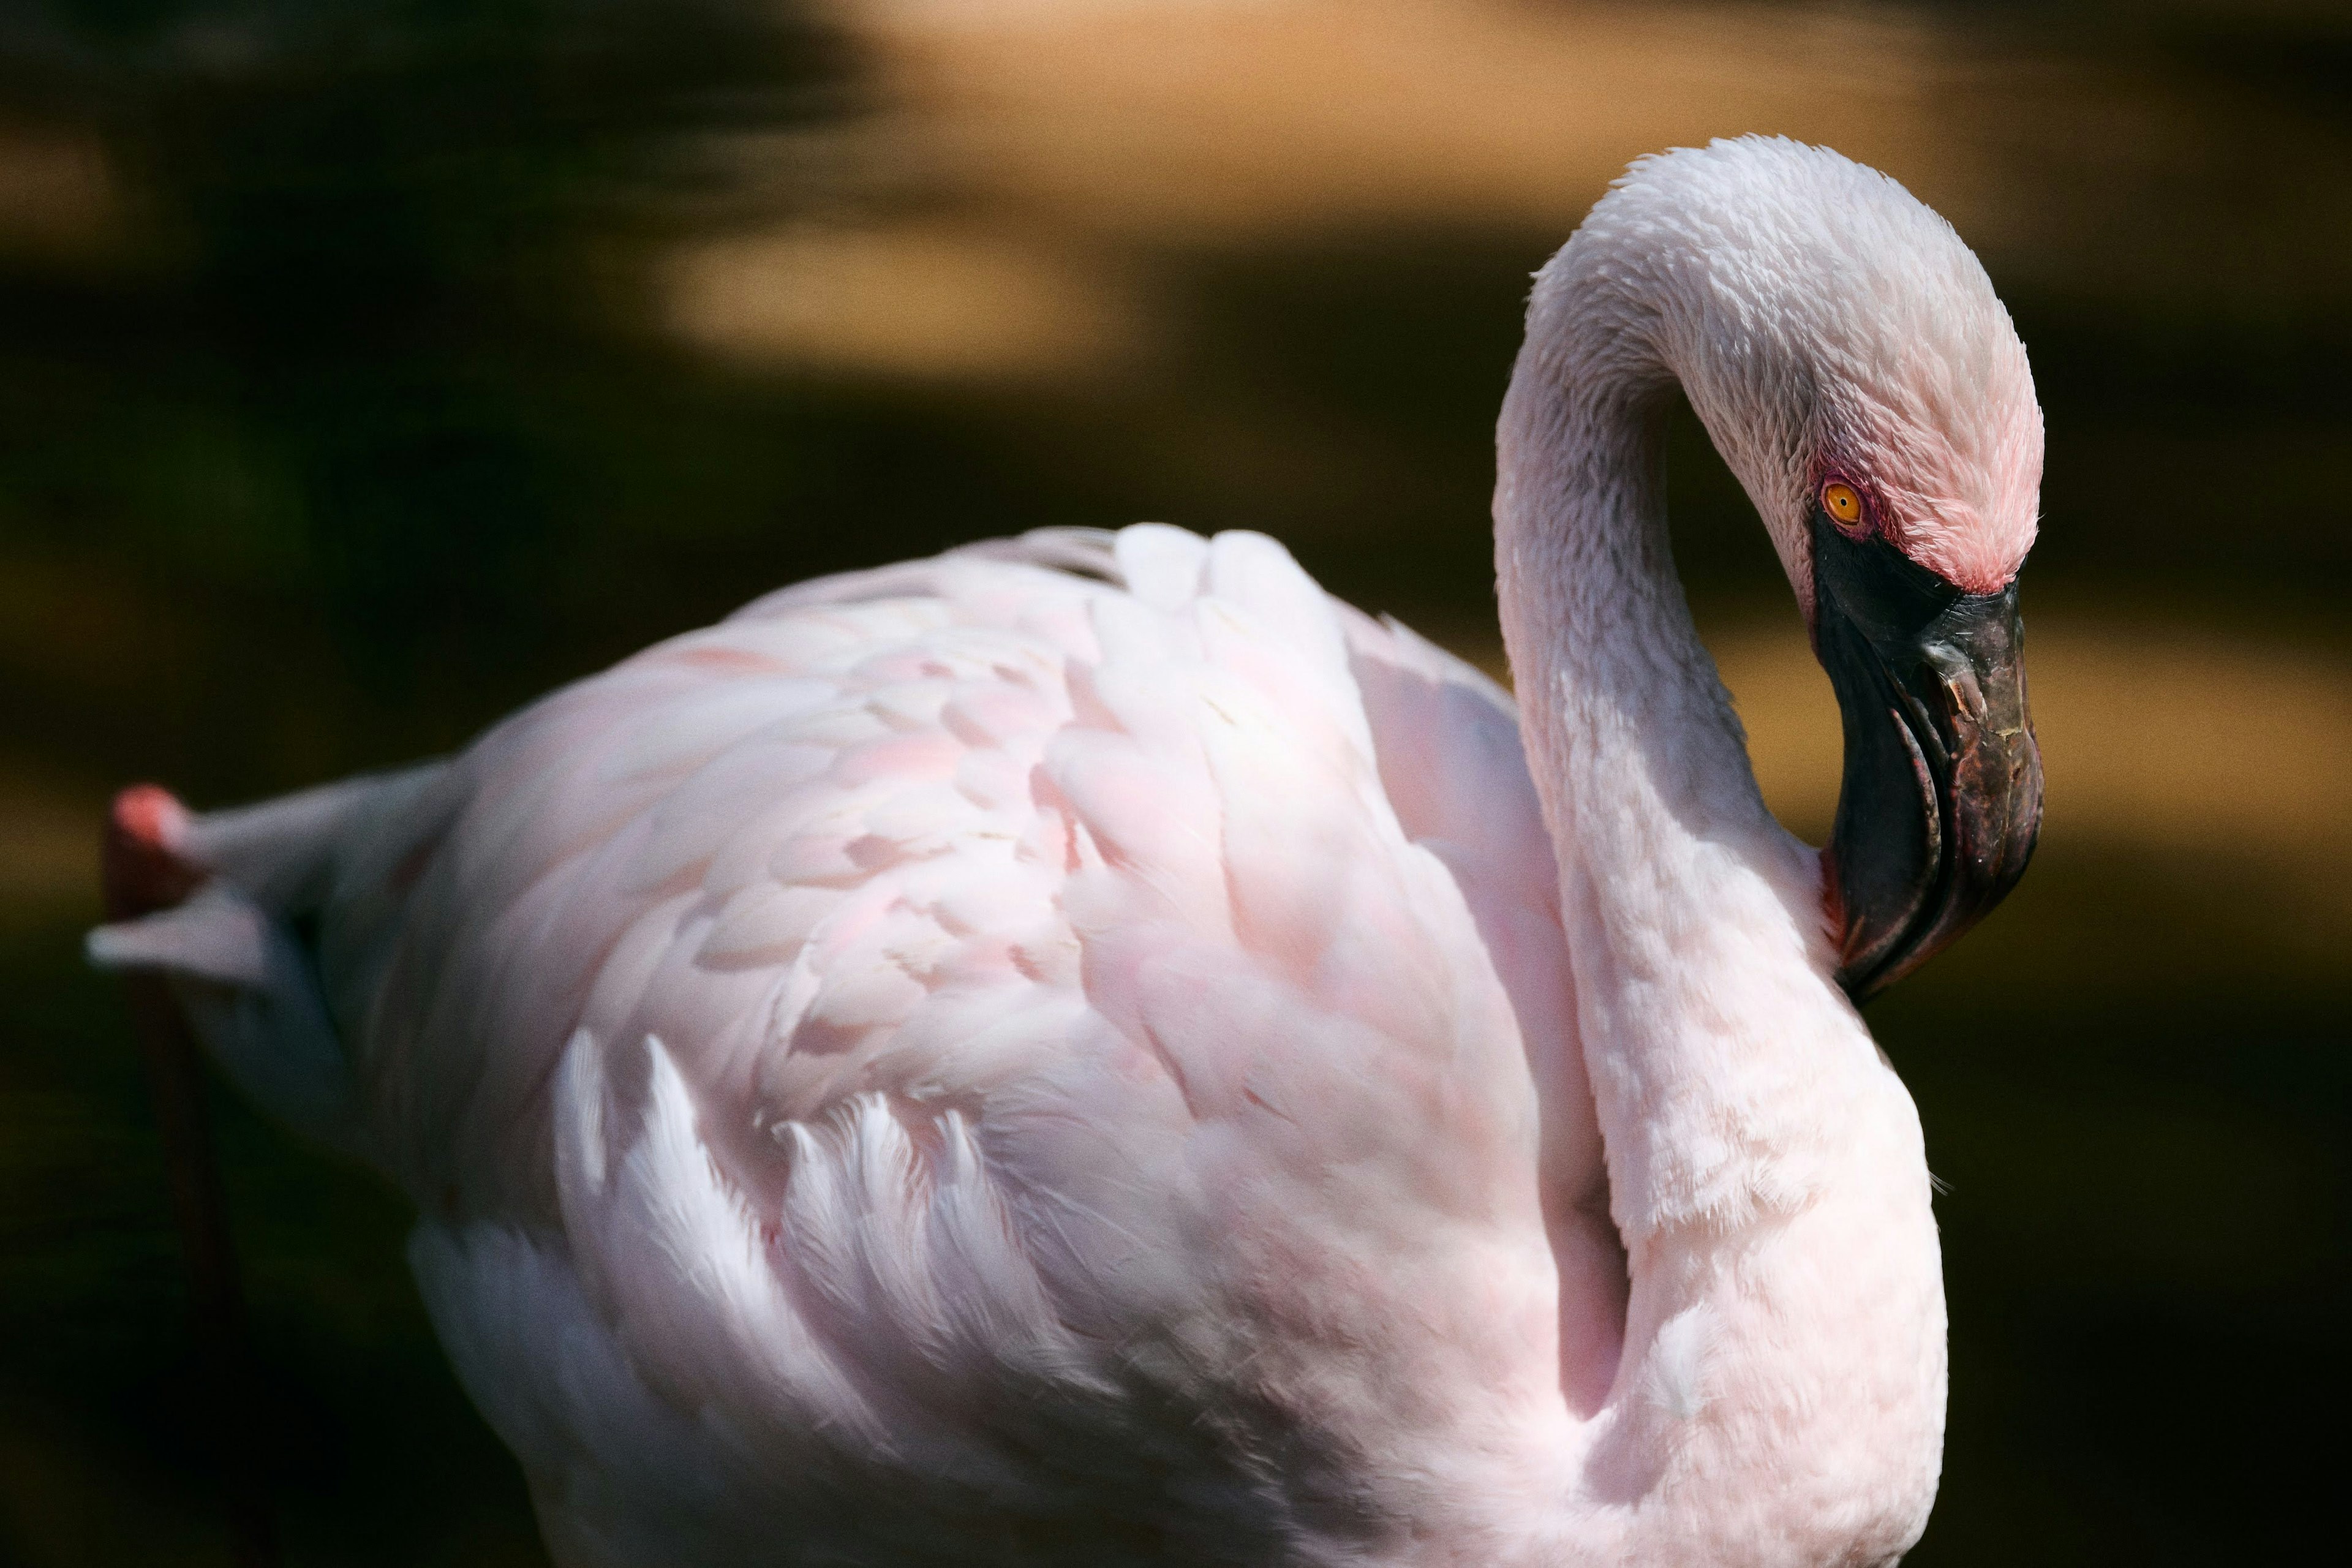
[4,1,2346,1561]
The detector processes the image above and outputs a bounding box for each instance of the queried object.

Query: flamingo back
[92,525,1609,1565]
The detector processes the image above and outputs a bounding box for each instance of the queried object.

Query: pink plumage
[89,138,2045,1567]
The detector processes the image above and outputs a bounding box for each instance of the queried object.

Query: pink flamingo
[92,138,2041,1566]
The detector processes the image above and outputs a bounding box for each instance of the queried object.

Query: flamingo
[89,137,2042,1566]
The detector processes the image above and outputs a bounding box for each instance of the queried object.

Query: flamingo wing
[92,526,1593,1564]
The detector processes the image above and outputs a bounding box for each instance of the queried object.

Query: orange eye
[1821,481,1863,526]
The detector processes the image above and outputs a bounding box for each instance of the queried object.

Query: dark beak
[1813,513,2043,1002]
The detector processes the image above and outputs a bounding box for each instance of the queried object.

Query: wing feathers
[141,522,1585,1554]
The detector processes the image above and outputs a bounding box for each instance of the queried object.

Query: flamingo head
[1602,137,2046,999]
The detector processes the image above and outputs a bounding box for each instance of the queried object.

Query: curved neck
[1496,308,1838,1240]
[1497,363,1788,885]
[1491,282,1944,1558]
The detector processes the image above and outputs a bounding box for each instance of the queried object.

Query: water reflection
[1,2,2344,1564]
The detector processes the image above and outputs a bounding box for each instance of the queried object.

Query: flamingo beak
[1812,513,2043,1002]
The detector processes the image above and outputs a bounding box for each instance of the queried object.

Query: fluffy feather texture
[99,525,1602,1562]
[1542,137,2040,601]
[88,137,2037,1566]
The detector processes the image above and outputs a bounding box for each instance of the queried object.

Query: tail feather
[92,885,356,1148]
[181,768,439,910]
[88,766,443,1154]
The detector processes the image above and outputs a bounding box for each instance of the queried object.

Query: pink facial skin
[1813,400,2041,597]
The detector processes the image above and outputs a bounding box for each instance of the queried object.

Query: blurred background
[2,0,2346,1561]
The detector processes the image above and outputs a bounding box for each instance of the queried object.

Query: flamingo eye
[1822,481,1864,526]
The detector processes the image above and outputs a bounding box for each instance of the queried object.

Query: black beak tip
[1814,517,2041,1001]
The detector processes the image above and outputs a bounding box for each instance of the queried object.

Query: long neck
[1498,308,1838,1237]
[1496,287,1947,1558]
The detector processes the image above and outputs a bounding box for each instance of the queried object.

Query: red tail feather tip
[104,784,201,920]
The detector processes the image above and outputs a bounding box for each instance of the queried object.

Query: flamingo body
[104,526,1627,1563]
[91,138,2047,1566]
